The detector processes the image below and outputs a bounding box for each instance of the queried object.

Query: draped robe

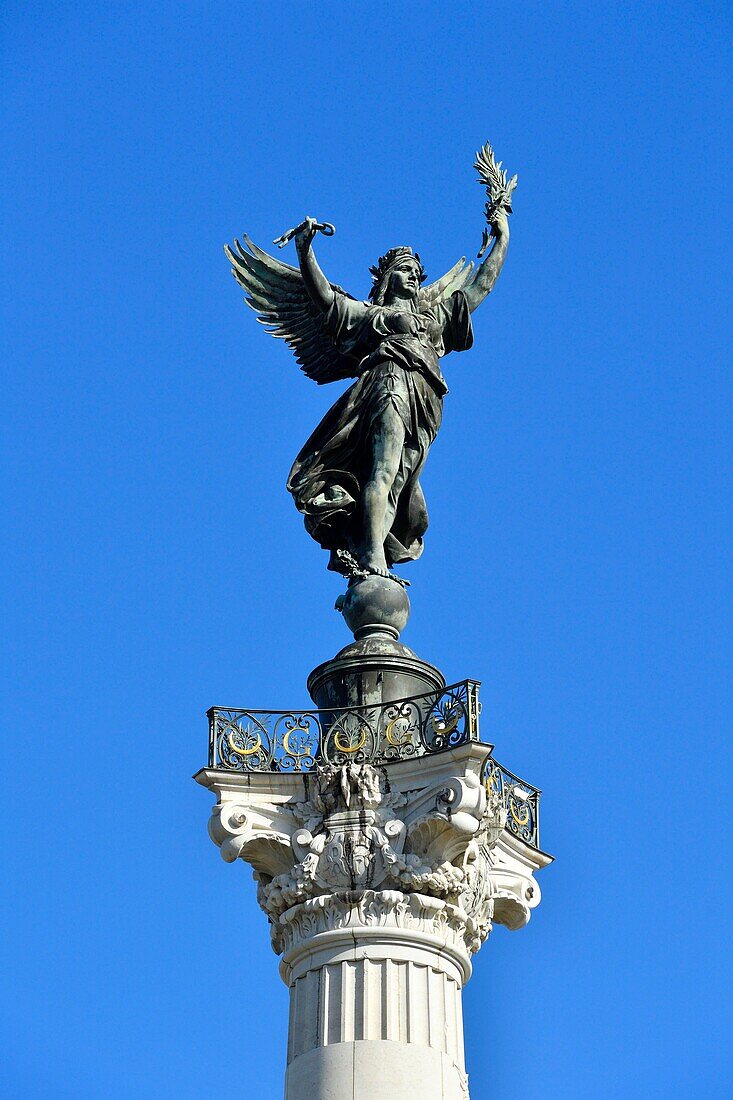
[287,289,473,572]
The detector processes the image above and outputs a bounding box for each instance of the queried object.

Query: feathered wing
[419,257,475,310]
[224,235,359,385]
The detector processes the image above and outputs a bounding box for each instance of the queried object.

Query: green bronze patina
[226,141,514,588]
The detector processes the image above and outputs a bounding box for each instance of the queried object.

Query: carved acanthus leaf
[207,752,538,958]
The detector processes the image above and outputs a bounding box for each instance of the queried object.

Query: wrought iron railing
[208,680,481,773]
[206,678,542,848]
[483,758,541,848]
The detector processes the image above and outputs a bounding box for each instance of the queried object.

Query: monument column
[200,136,552,1097]
[197,681,550,1100]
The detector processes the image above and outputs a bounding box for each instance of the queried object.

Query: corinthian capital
[197,742,550,960]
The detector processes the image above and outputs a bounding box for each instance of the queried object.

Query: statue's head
[369,247,426,306]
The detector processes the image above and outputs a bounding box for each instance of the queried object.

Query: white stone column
[281,891,471,1099]
[197,744,550,1100]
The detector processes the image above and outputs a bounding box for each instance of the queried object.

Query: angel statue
[225,142,515,585]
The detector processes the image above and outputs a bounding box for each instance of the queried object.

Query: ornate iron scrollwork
[209,682,483,773]
[381,700,420,760]
[206,682,542,849]
[325,709,376,764]
[482,758,540,848]
[215,711,273,771]
[273,713,320,771]
[421,680,475,752]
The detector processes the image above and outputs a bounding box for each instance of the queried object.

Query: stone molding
[199,744,548,964]
[279,889,472,985]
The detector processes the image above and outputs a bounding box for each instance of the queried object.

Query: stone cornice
[200,744,548,965]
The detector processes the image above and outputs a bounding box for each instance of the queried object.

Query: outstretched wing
[224,235,359,385]
[419,257,475,310]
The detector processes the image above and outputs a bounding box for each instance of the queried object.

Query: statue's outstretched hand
[489,207,510,239]
[295,216,320,253]
[273,217,335,252]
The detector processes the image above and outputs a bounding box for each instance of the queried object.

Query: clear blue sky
[2,3,730,1097]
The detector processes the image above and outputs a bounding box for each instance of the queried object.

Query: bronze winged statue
[225,142,514,585]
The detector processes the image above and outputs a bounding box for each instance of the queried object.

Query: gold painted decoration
[431,707,461,737]
[282,727,302,759]
[509,797,531,828]
[228,727,262,757]
[486,767,502,800]
[385,715,413,748]
[333,724,367,754]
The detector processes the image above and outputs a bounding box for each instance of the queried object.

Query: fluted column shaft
[282,907,469,1100]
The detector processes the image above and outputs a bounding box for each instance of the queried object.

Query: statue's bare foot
[360,553,410,587]
[335,549,409,587]
[361,552,390,576]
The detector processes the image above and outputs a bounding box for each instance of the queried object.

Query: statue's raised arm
[225,139,515,591]
[463,206,510,312]
[224,228,357,385]
[463,141,515,312]
[293,216,336,314]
